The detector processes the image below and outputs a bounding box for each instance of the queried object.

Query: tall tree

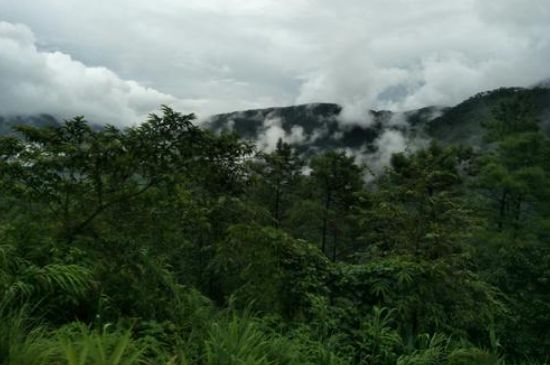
[354,144,503,341]
[476,93,548,232]
[309,150,364,260]
[358,143,475,259]
[251,139,303,228]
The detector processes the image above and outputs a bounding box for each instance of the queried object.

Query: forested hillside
[0,114,59,135]
[1,91,550,364]
[208,87,550,154]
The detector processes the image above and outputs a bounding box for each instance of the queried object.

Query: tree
[211,224,330,318]
[473,94,550,358]
[475,93,549,232]
[250,139,303,228]
[358,143,475,259]
[352,144,505,341]
[309,151,364,260]
[483,92,539,142]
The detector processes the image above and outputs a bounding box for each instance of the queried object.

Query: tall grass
[57,324,146,365]
[0,306,54,365]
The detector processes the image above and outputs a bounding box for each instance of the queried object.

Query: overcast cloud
[0,0,549,124]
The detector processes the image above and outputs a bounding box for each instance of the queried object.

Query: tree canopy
[0,101,548,364]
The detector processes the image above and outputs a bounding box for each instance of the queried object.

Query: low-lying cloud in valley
[256,116,306,152]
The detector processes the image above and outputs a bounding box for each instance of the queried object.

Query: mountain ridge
[208,86,550,151]
[3,86,550,166]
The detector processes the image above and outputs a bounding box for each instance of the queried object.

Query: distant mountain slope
[3,86,550,169]
[0,114,60,135]
[427,87,550,146]
[208,87,550,157]
[207,103,400,154]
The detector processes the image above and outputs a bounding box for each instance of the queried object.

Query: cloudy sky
[1,0,549,125]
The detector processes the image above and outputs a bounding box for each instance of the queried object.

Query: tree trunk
[321,189,332,256]
[497,189,508,231]
[273,183,281,228]
[332,227,338,262]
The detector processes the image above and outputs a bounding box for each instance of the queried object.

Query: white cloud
[368,130,408,172]
[296,0,550,116]
[1,0,549,121]
[256,116,306,152]
[0,21,196,125]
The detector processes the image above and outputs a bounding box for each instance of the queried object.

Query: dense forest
[1,92,549,364]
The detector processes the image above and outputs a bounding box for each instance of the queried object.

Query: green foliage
[358,143,476,258]
[0,104,548,364]
[0,240,92,315]
[57,324,146,365]
[0,307,54,365]
[249,139,303,227]
[204,314,272,365]
[397,334,500,365]
[308,150,364,260]
[470,95,550,358]
[352,307,403,364]
[333,255,505,342]
[212,224,330,317]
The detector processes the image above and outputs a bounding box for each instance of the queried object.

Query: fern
[0,243,92,308]
[57,324,147,365]
[204,314,271,365]
[0,305,55,365]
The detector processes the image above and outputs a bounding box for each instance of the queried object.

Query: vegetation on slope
[0,93,549,364]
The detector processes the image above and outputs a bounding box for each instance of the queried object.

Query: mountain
[426,87,550,145]
[207,103,398,154]
[207,86,550,160]
[534,78,550,88]
[2,86,550,168]
[0,114,60,135]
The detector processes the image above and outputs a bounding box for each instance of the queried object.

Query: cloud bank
[256,116,306,152]
[0,22,187,125]
[1,0,549,122]
[295,0,550,117]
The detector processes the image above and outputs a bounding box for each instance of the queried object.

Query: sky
[0,0,549,125]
